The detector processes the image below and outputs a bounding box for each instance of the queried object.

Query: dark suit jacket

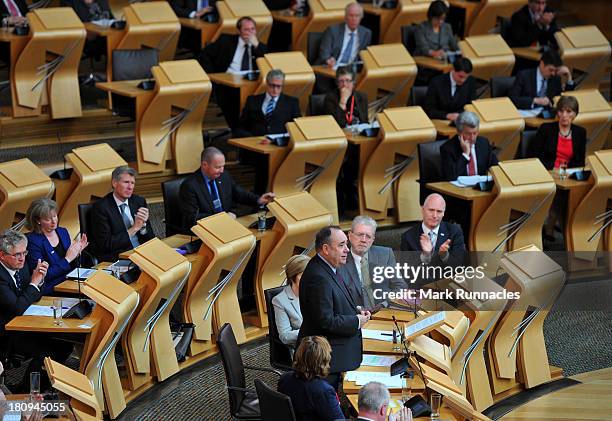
[323,90,368,128]
[298,254,362,374]
[0,262,41,335]
[61,0,113,22]
[238,93,301,136]
[178,170,260,233]
[440,135,499,181]
[90,193,155,262]
[528,122,587,170]
[400,222,467,276]
[0,0,28,19]
[509,68,574,110]
[198,34,267,74]
[169,0,217,18]
[339,245,406,308]
[277,372,344,421]
[509,5,558,48]
[317,23,371,65]
[423,72,477,120]
[26,227,73,295]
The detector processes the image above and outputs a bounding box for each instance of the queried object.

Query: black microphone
[64,235,93,319]
[391,315,425,385]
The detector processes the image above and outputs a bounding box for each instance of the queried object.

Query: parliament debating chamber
[0,0,610,419]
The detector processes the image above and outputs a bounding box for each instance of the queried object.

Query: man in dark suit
[198,16,268,128]
[508,0,558,48]
[0,230,72,392]
[170,0,216,18]
[423,57,477,122]
[90,166,155,262]
[340,216,406,311]
[509,50,575,111]
[317,2,371,67]
[400,194,466,276]
[440,111,499,181]
[235,69,301,137]
[299,226,371,390]
[353,381,413,421]
[178,147,275,233]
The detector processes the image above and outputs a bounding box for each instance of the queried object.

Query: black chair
[518,129,538,159]
[489,76,516,98]
[308,93,326,116]
[498,16,512,44]
[306,32,323,64]
[254,379,297,421]
[77,202,99,267]
[264,287,293,371]
[111,48,159,119]
[400,24,418,55]
[409,86,428,107]
[161,177,186,237]
[417,139,447,204]
[217,323,281,421]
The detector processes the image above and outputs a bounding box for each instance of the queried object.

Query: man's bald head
[421,193,446,229]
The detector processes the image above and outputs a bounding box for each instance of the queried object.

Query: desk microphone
[390,315,425,384]
[64,236,93,319]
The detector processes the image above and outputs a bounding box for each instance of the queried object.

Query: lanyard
[345,95,355,125]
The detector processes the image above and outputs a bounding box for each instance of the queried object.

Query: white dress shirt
[351,249,363,281]
[450,72,457,97]
[338,25,360,64]
[227,37,249,74]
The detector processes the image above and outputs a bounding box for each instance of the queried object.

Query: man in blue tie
[179,147,275,233]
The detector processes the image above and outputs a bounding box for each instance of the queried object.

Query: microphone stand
[64,238,93,319]
[392,315,425,387]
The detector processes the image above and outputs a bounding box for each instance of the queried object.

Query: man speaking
[298,226,371,390]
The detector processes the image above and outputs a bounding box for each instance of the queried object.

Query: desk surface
[414,56,453,73]
[228,136,283,154]
[96,80,150,97]
[84,22,123,37]
[208,72,261,88]
[0,27,26,42]
[525,116,555,128]
[178,17,218,30]
[312,64,337,79]
[431,119,456,138]
[426,181,494,201]
[6,296,98,333]
[512,47,541,62]
[270,10,305,23]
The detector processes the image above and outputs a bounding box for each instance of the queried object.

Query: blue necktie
[209,180,223,213]
[339,32,355,64]
[120,203,139,248]
[537,78,548,98]
[198,0,208,9]
[14,270,22,292]
[265,98,276,116]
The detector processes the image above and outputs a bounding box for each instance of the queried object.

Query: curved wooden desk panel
[13,8,85,119]
[254,192,332,327]
[186,213,256,354]
[0,158,54,231]
[380,0,431,45]
[123,239,191,389]
[137,60,211,174]
[58,144,127,238]
[460,35,514,82]
[360,107,436,222]
[555,26,611,91]
[272,117,348,224]
[464,0,525,37]
[293,0,351,53]
[213,0,273,44]
[472,160,555,253]
[357,44,417,109]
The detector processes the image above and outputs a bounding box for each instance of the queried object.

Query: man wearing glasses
[235,69,301,138]
[339,216,405,312]
[0,229,72,392]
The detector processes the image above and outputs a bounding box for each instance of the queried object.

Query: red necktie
[6,0,21,17]
[467,152,476,176]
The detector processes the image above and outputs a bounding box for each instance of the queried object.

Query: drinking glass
[430,393,442,419]
[52,299,63,326]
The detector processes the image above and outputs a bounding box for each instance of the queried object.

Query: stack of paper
[362,354,397,367]
[345,371,402,388]
[362,329,395,342]
[450,175,492,188]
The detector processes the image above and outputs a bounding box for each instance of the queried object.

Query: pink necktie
[6,0,21,17]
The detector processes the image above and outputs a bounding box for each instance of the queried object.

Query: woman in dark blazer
[278,336,344,421]
[414,0,459,58]
[528,95,586,170]
[323,66,368,128]
[25,198,89,295]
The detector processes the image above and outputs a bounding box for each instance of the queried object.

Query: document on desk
[66,267,97,280]
[519,107,544,117]
[362,354,397,367]
[450,175,492,188]
[362,329,394,342]
[345,371,402,388]
[23,305,56,317]
[92,19,116,27]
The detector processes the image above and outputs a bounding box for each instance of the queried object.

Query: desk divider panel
[459,34,514,82]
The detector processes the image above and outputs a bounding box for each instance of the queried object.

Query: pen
[380,333,394,336]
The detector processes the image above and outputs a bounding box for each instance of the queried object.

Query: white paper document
[23,305,56,317]
[519,107,544,117]
[92,18,115,27]
[362,329,395,342]
[405,311,445,338]
[361,354,397,367]
[345,371,402,388]
[450,175,492,188]
[66,267,97,279]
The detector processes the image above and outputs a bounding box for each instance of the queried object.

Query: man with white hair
[439,111,499,181]
[356,381,413,421]
[341,215,406,311]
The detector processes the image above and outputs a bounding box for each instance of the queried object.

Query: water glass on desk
[559,161,568,180]
[52,299,63,326]
[430,393,442,419]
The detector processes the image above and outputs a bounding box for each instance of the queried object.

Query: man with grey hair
[340,215,406,311]
[0,229,72,392]
[91,165,155,262]
[179,147,275,233]
[356,381,413,421]
[236,69,301,137]
[440,111,498,181]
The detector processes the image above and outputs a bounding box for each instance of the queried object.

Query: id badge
[213,198,222,210]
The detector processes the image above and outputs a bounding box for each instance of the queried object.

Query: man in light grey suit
[316,2,372,67]
[340,216,406,311]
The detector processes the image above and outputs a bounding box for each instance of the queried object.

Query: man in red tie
[439,111,499,181]
[0,0,28,27]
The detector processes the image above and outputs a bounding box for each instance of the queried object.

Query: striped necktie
[265,97,276,116]
[339,32,355,64]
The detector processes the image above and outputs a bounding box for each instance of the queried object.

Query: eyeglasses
[8,250,28,258]
[268,83,283,89]
[352,233,373,240]
[337,78,353,84]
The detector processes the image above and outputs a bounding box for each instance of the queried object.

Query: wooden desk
[228,137,291,191]
[524,116,555,129]
[0,28,31,118]
[425,181,495,250]
[208,72,260,115]
[343,366,425,395]
[551,170,591,250]
[178,17,219,50]
[312,64,339,79]
[431,119,456,138]
[414,56,454,73]
[512,47,541,62]
[5,297,98,334]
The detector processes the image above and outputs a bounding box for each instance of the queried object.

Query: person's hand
[339,86,352,109]
[446,113,459,121]
[132,207,149,231]
[539,10,554,26]
[357,310,371,328]
[326,56,336,69]
[257,192,275,205]
[195,6,212,17]
[438,239,451,257]
[30,260,48,286]
[533,96,551,107]
[430,49,444,59]
[459,135,471,156]
[389,407,413,421]
[8,16,27,26]
[65,233,89,262]
[419,233,433,254]
[248,33,259,48]
[556,65,572,81]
